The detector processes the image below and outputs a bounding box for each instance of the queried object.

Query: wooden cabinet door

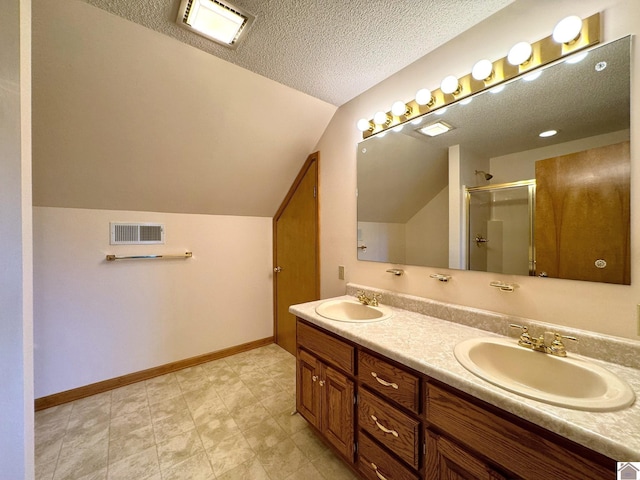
[296,349,321,429]
[322,365,355,460]
[426,430,506,480]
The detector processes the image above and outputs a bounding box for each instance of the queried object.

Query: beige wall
[317,0,640,340]
[34,207,273,398]
[0,0,34,475]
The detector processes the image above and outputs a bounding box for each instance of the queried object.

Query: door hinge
[354,441,358,454]
[313,186,317,198]
[354,393,358,405]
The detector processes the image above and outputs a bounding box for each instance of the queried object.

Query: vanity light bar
[357,13,600,139]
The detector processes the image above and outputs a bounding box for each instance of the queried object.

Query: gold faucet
[510,324,578,357]
[355,290,381,306]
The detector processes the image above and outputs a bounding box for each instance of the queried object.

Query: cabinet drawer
[297,321,354,374]
[426,384,614,480]
[359,351,420,413]
[358,388,420,469]
[358,433,419,480]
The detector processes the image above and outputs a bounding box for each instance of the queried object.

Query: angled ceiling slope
[80,0,514,106]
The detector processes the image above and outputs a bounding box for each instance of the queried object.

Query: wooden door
[426,431,506,480]
[322,365,354,460]
[274,153,320,354]
[535,141,630,284]
[296,349,321,429]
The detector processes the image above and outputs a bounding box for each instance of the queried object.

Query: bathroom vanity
[290,286,640,480]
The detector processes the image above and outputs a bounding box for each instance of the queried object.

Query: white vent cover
[110,223,165,245]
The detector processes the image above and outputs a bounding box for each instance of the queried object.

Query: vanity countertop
[290,295,640,461]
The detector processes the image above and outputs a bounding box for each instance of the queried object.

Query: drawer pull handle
[370,462,388,480]
[371,415,399,437]
[371,372,399,389]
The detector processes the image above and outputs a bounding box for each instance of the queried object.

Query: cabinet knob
[312,375,318,382]
[319,380,325,387]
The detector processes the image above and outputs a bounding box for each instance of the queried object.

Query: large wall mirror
[357,36,631,284]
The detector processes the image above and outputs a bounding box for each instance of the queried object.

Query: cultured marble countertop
[290,295,640,461]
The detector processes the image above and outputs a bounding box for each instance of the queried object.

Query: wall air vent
[110,223,165,245]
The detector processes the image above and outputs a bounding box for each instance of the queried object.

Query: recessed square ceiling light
[177,0,254,48]
[418,121,454,137]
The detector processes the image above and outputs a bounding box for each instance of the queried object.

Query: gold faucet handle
[510,324,533,348]
[549,333,578,356]
[371,293,382,306]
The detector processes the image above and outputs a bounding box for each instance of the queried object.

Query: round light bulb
[441,75,460,95]
[415,88,433,106]
[507,42,533,66]
[553,15,582,44]
[523,71,542,82]
[373,111,389,126]
[489,85,505,94]
[471,59,493,81]
[357,118,372,132]
[391,101,408,117]
[566,51,588,64]
[392,124,404,133]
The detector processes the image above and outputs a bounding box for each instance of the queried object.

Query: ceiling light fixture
[507,41,533,66]
[539,129,558,138]
[415,88,434,106]
[441,76,462,95]
[471,59,494,82]
[373,111,391,126]
[177,0,254,48]
[418,121,454,137]
[357,118,374,132]
[553,15,583,44]
[356,13,599,139]
[391,101,411,117]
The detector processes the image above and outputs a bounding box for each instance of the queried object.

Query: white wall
[405,186,448,267]
[34,207,273,398]
[316,0,640,340]
[0,0,34,476]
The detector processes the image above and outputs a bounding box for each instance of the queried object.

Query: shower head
[475,170,493,181]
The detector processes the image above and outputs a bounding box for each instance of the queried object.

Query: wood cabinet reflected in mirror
[356,36,631,284]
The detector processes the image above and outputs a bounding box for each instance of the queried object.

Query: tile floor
[35,344,357,480]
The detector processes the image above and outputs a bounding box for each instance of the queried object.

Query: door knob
[274,266,283,273]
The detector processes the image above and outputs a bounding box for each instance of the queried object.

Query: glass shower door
[466,181,535,275]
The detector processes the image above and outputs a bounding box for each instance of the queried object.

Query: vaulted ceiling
[79,0,514,106]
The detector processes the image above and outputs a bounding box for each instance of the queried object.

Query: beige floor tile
[151,409,196,443]
[160,451,214,480]
[53,442,108,480]
[108,424,156,464]
[290,427,329,461]
[260,390,296,416]
[231,401,271,432]
[155,428,204,471]
[107,445,160,480]
[284,462,326,480]
[242,417,289,453]
[205,432,256,477]
[109,407,152,440]
[256,438,309,479]
[36,344,356,480]
[312,450,358,480]
[273,409,308,435]
[215,457,271,480]
[197,412,241,450]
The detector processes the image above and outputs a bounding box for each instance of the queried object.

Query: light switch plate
[338,265,345,280]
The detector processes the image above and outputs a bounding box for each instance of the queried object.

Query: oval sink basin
[454,337,635,411]
[315,299,393,323]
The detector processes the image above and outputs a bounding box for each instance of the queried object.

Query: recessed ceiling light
[539,129,558,138]
[177,0,254,48]
[418,121,454,137]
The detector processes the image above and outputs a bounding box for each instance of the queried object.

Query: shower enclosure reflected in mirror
[356,36,631,284]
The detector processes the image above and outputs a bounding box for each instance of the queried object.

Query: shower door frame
[465,179,536,276]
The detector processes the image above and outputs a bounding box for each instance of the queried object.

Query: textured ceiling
[80,0,514,106]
